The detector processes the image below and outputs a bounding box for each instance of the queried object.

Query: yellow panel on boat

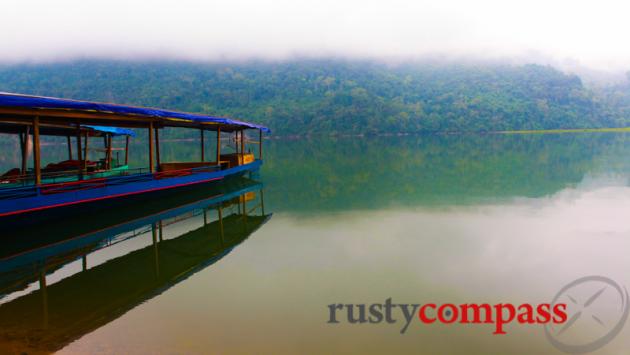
[240,191,256,203]
[220,153,255,167]
[241,153,255,165]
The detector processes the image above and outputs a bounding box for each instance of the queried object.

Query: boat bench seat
[219,153,255,168]
[158,162,218,172]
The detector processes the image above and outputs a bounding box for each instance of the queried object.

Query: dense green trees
[0,60,626,135]
[597,74,630,123]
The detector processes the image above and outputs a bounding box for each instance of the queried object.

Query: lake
[1,132,630,354]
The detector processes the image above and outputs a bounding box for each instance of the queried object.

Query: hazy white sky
[2,0,630,71]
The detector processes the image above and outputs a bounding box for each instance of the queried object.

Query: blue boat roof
[84,125,136,137]
[0,92,270,133]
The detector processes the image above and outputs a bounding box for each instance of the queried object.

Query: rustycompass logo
[326,275,629,354]
[545,276,629,354]
[327,298,567,335]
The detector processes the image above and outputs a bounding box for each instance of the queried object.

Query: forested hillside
[597,73,630,123]
[0,60,625,135]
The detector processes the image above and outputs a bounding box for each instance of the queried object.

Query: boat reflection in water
[0,177,271,354]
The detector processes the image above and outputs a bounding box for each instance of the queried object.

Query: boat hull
[0,160,262,229]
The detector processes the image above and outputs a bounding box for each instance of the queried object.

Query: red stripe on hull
[0,176,224,218]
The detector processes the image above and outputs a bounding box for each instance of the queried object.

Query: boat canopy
[0,92,270,133]
[83,125,136,137]
[0,122,135,137]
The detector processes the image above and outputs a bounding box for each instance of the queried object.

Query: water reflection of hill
[263,133,630,211]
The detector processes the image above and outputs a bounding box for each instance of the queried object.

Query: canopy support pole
[148,122,154,173]
[240,129,245,157]
[151,223,160,277]
[258,129,263,160]
[260,188,265,215]
[83,132,89,169]
[19,132,25,174]
[125,136,130,165]
[103,136,107,166]
[107,134,113,169]
[218,206,225,245]
[154,127,160,167]
[39,269,48,329]
[33,116,41,186]
[67,136,72,160]
[200,129,205,162]
[76,121,83,180]
[216,127,221,168]
[242,195,248,219]
[20,125,30,175]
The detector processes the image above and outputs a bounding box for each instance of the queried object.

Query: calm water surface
[1,133,630,354]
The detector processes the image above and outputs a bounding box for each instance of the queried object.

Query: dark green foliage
[596,73,630,123]
[0,60,623,135]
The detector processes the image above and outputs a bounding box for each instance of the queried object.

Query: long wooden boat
[0,177,270,353]
[0,92,270,226]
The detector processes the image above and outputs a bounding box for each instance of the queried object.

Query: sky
[2,0,630,72]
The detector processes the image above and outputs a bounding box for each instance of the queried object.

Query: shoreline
[266,127,630,139]
[3,127,630,145]
[497,127,630,134]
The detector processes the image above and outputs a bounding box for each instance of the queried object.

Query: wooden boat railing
[0,167,131,188]
[0,164,223,201]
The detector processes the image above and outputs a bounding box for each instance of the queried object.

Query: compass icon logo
[545,276,629,354]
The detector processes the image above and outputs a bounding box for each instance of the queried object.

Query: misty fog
[2,0,630,76]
